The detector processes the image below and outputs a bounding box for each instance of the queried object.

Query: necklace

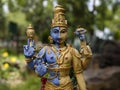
[51,45,68,65]
[53,45,67,52]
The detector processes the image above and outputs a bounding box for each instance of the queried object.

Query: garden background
[0,0,120,90]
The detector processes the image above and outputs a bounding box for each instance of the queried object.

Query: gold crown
[51,5,67,27]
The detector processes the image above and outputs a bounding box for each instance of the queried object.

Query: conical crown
[51,5,67,27]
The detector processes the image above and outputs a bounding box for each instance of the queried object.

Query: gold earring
[48,36,53,44]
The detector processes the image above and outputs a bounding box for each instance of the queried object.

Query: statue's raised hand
[23,39,35,58]
[74,27,86,41]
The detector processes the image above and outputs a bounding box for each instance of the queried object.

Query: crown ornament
[51,5,67,27]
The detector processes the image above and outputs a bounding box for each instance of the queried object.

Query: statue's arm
[74,42,92,90]
[76,73,87,90]
[34,47,48,77]
[23,39,47,77]
[74,27,92,69]
[80,40,92,70]
[72,48,87,90]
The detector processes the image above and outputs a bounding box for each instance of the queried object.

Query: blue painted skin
[23,26,85,86]
[23,39,35,58]
[50,27,61,46]
[74,31,85,41]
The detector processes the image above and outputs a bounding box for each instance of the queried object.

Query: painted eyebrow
[54,28,59,30]
[61,29,66,30]
[53,27,59,30]
[60,28,67,31]
[52,27,59,31]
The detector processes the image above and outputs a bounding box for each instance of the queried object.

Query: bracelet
[25,55,37,62]
[25,57,34,62]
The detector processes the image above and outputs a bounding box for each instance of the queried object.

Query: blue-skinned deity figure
[23,5,92,90]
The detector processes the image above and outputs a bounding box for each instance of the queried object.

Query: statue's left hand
[74,31,85,41]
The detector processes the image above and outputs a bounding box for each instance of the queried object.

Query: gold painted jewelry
[25,58,33,62]
[51,45,70,65]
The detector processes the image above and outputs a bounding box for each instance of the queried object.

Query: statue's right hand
[23,39,35,58]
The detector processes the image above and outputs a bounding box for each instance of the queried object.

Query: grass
[0,53,41,90]
[0,75,41,90]
[12,75,40,90]
[0,83,10,90]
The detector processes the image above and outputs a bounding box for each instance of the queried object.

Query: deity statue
[23,5,92,90]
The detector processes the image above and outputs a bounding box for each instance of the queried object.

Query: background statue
[23,5,92,90]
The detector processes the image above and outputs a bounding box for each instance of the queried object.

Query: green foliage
[11,76,40,90]
[0,0,6,34]
[1,0,120,41]
[0,76,40,90]
[0,50,40,90]
[6,11,29,26]
[40,29,50,43]
[0,83,10,90]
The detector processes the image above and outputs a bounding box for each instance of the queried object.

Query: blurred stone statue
[23,5,92,90]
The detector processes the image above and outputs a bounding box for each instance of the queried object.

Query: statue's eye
[61,29,67,33]
[53,29,59,33]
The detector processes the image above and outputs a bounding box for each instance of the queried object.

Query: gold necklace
[53,45,67,53]
[51,45,68,65]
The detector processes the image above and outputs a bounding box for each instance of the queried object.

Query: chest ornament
[51,46,70,65]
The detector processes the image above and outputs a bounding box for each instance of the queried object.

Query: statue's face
[50,26,67,45]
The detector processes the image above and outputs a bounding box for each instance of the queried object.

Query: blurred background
[0,0,120,90]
